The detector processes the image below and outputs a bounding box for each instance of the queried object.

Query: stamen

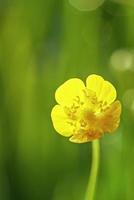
[73,96,80,103]
[80,119,87,127]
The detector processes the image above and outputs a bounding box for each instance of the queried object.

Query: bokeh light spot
[69,0,105,11]
[110,49,134,71]
[123,89,134,113]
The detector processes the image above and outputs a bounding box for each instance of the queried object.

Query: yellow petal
[55,78,85,105]
[69,131,102,143]
[51,105,73,137]
[98,100,122,133]
[86,74,117,105]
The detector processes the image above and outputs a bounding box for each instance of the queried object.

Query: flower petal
[51,105,73,137]
[55,78,85,105]
[98,100,122,133]
[86,74,117,105]
[69,131,102,143]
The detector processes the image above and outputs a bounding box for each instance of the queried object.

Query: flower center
[64,89,109,135]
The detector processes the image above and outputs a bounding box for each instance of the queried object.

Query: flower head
[51,74,121,143]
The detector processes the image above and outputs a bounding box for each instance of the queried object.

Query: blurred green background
[0,0,134,199]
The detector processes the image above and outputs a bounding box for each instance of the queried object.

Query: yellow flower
[51,74,121,143]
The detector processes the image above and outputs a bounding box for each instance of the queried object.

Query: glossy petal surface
[86,74,117,105]
[51,105,73,137]
[55,78,85,106]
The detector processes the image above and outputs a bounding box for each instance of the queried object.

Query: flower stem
[85,139,100,200]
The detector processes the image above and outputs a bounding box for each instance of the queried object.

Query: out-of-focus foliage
[0,0,134,200]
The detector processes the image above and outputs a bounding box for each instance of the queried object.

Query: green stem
[85,139,100,200]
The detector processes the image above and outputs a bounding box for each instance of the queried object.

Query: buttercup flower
[51,74,121,143]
